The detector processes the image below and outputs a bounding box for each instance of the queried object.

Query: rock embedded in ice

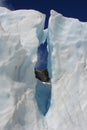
[34,69,50,82]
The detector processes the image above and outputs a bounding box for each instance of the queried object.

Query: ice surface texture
[0,7,47,130]
[46,10,87,130]
[0,7,87,130]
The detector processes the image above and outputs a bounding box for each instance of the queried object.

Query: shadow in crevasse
[35,42,48,70]
[35,80,51,116]
[34,41,51,115]
[34,41,50,82]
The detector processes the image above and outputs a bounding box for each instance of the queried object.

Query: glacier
[46,10,87,130]
[0,7,87,130]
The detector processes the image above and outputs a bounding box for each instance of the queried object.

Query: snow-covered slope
[46,10,87,130]
[0,7,87,130]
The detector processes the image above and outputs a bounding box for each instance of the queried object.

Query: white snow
[0,7,47,130]
[46,10,87,130]
[0,7,87,130]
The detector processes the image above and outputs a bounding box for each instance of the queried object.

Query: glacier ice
[0,7,47,130]
[46,10,87,130]
[0,7,87,130]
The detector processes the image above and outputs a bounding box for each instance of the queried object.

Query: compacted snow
[46,10,87,130]
[0,7,47,130]
[0,7,87,130]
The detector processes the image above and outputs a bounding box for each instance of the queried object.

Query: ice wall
[0,7,46,84]
[0,7,46,130]
[46,10,87,130]
[0,7,87,130]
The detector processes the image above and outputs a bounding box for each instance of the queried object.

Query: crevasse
[0,7,87,130]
